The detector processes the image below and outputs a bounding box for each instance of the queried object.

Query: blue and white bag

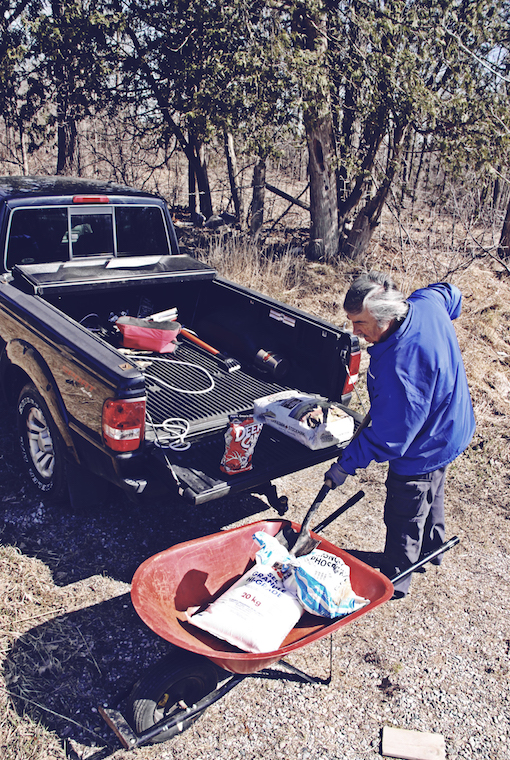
[253,531,369,619]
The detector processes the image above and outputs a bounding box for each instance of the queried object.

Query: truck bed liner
[143,341,359,505]
[143,340,286,438]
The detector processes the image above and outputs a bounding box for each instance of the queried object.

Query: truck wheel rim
[26,407,55,479]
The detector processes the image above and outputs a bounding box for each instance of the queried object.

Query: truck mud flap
[149,425,354,506]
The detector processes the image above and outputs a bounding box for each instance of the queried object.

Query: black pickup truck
[0,176,360,512]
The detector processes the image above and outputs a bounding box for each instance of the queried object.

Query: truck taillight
[102,397,145,452]
[342,348,361,395]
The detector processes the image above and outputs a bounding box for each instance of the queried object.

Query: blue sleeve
[418,283,462,320]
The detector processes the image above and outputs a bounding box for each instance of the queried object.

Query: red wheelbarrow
[99,490,458,750]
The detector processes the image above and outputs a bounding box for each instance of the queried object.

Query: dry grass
[0,203,509,759]
[200,231,308,299]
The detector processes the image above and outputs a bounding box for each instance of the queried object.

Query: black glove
[324,461,349,489]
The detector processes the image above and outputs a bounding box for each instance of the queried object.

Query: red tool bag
[116,316,181,353]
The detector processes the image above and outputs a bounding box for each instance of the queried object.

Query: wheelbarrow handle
[390,536,460,584]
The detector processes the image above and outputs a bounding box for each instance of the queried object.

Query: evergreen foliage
[0,0,508,257]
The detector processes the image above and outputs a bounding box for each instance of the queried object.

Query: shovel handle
[180,328,220,356]
[290,483,332,557]
[299,483,331,533]
[311,482,331,507]
[312,490,365,534]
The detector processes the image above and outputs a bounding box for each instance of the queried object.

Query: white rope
[133,355,217,451]
[146,413,192,451]
[130,355,215,395]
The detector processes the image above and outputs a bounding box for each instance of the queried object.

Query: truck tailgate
[151,422,359,505]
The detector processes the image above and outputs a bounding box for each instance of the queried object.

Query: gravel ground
[1,415,509,760]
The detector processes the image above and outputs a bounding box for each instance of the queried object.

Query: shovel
[290,411,372,556]
[276,484,366,558]
[289,482,333,557]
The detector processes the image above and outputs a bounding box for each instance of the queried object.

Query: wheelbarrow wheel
[127,651,218,743]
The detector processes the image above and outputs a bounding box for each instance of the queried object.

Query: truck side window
[116,206,170,256]
[6,207,68,269]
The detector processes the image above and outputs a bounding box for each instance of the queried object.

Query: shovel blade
[292,533,321,557]
[274,526,320,557]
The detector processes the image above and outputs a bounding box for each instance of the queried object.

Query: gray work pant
[380,466,447,596]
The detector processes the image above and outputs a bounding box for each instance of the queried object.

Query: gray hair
[343,272,408,326]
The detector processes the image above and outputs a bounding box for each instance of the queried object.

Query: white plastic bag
[253,391,354,450]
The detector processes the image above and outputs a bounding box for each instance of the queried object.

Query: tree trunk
[56,116,78,175]
[18,125,29,175]
[124,26,214,219]
[188,162,199,220]
[400,128,413,205]
[293,4,339,261]
[342,122,407,259]
[224,131,244,226]
[188,131,213,220]
[492,171,501,211]
[412,134,428,206]
[498,196,510,260]
[306,116,340,260]
[249,159,266,236]
[52,0,78,176]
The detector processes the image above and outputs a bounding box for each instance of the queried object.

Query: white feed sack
[187,563,304,654]
[254,390,354,450]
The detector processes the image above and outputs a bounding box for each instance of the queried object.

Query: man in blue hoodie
[326,272,475,597]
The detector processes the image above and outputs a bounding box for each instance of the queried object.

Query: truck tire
[127,651,218,743]
[17,383,68,503]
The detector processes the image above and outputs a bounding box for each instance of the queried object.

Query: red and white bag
[116,316,181,353]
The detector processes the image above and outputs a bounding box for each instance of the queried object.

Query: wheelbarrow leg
[99,706,139,751]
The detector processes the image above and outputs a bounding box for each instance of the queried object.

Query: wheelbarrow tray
[131,519,393,675]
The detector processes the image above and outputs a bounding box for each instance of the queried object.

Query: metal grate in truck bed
[142,340,287,438]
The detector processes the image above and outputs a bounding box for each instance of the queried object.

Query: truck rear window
[6,207,68,268]
[5,204,171,269]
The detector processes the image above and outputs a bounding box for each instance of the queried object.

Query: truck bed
[10,255,360,505]
[141,340,360,505]
[142,340,286,438]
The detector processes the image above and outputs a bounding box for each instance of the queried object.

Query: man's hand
[324,461,349,489]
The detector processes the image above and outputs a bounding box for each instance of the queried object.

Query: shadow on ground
[0,403,284,757]
[0,399,278,587]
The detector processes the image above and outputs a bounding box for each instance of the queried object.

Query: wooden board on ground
[382,726,446,760]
